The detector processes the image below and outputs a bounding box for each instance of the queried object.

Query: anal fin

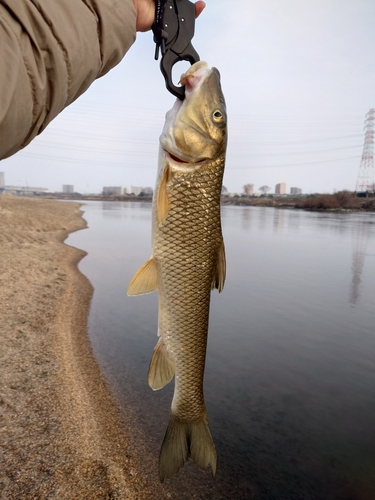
[127,256,158,296]
[148,338,174,390]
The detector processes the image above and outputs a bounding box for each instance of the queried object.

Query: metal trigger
[152,0,200,99]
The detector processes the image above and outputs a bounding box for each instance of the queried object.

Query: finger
[195,1,206,19]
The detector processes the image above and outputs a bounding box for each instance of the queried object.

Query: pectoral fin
[148,338,174,390]
[211,240,226,292]
[127,257,158,296]
[157,164,170,226]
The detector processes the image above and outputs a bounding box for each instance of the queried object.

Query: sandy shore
[0,196,152,499]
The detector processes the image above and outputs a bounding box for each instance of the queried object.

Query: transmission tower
[355,108,375,194]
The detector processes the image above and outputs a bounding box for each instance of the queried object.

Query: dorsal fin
[211,239,226,292]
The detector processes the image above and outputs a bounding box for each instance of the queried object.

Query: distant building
[0,172,50,195]
[290,187,302,195]
[275,183,286,194]
[243,184,254,196]
[4,185,49,195]
[62,184,74,193]
[131,186,144,196]
[103,186,125,196]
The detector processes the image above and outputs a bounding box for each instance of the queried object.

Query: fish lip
[164,150,207,165]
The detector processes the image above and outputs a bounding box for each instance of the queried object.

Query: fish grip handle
[152,0,200,100]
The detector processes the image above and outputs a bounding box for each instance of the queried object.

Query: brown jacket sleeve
[0,0,136,159]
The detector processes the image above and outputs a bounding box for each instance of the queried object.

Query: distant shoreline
[221,192,375,212]
[16,191,375,212]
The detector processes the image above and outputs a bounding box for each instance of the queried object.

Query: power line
[228,144,362,157]
[32,139,361,157]
[17,151,360,170]
[17,152,156,168]
[227,156,360,170]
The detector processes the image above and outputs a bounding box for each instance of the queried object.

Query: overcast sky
[2,0,375,194]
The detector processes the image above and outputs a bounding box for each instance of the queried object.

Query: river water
[67,202,375,500]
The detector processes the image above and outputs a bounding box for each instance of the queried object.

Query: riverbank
[30,190,375,212]
[221,191,375,211]
[0,196,152,499]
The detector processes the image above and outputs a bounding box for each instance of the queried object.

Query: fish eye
[212,109,225,124]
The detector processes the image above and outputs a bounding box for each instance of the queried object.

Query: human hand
[134,0,206,32]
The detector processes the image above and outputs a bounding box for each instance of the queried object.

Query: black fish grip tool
[152,0,200,99]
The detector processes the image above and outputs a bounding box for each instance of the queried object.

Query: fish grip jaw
[152,0,200,100]
[160,45,200,100]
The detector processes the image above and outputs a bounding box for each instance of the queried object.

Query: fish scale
[155,164,223,418]
[127,62,227,481]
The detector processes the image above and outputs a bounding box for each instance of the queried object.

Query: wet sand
[0,196,152,499]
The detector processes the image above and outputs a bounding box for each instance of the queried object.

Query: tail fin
[159,414,217,482]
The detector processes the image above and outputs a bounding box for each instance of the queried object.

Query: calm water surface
[67,202,375,500]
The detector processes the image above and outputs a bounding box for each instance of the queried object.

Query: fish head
[160,62,227,166]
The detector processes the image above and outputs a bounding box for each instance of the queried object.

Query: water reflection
[287,209,301,232]
[101,201,123,218]
[349,221,371,306]
[101,201,152,219]
[272,208,285,232]
[241,207,252,231]
[67,202,375,500]
[257,207,268,231]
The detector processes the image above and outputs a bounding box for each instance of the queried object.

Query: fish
[127,61,227,481]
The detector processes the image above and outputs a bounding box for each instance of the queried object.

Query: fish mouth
[165,150,207,165]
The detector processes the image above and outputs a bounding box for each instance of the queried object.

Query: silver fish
[128,61,227,481]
